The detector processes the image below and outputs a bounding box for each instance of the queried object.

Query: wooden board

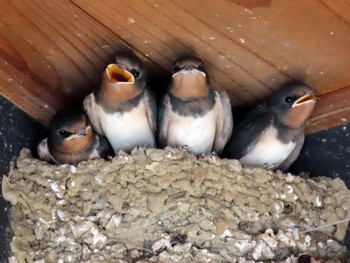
[0,0,349,133]
[0,0,126,123]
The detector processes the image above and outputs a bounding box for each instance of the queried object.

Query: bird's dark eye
[59,130,72,138]
[198,64,205,72]
[131,70,140,79]
[172,65,180,73]
[285,96,293,103]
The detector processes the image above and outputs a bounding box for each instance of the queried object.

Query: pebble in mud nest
[2,147,350,262]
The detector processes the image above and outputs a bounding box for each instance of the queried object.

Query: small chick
[222,81,316,171]
[158,56,233,155]
[84,53,157,154]
[37,109,113,164]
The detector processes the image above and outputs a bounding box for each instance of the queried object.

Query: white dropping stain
[304,234,312,247]
[274,202,283,213]
[57,200,66,205]
[240,38,245,44]
[50,181,60,192]
[283,42,290,48]
[57,210,66,221]
[285,173,295,182]
[238,24,242,27]
[244,8,253,14]
[320,71,324,75]
[152,234,171,252]
[314,195,322,207]
[70,165,76,173]
[317,242,325,248]
[94,174,103,184]
[166,152,173,159]
[127,17,136,23]
[329,32,334,35]
[221,229,232,238]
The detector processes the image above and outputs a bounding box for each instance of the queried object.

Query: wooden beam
[305,86,350,134]
[0,0,349,135]
[0,0,125,125]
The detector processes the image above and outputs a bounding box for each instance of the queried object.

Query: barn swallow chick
[83,53,157,154]
[158,56,233,155]
[37,109,113,165]
[222,81,317,171]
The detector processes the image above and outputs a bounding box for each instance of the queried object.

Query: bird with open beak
[37,109,113,164]
[222,81,317,171]
[158,56,233,155]
[83,53,157,154]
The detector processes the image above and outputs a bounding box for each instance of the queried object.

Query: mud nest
[2,147,350,262]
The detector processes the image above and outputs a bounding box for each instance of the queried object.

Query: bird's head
[268,81,317,128]
[48,109,94,153]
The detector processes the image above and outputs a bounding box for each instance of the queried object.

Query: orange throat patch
[284,100,316,128]
[170,71,208,99]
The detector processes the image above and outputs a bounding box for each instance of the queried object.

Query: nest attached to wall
[2,147,350,262]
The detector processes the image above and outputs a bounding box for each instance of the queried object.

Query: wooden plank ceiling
[0,0,349,134]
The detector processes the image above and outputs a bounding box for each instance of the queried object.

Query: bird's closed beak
[65,126,91,140]
[106,64,135,83]
[172,68,206,78]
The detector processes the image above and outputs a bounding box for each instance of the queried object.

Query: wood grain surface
[0,0,349,133]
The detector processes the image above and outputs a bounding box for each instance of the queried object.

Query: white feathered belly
[239,127,296,169]
[167,111,216,155]
[98,104,155,154]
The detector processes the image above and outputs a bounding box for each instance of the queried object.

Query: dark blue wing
[222,105,274,159]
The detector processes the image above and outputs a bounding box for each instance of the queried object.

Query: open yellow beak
[106,64,135,83]
[293,93,317,107]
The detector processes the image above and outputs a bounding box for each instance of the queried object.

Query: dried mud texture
[2,147,350,263]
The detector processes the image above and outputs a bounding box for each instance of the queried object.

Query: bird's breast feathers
[97,99,155,153]
[240,127,296,169]
[166,105,217,154]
